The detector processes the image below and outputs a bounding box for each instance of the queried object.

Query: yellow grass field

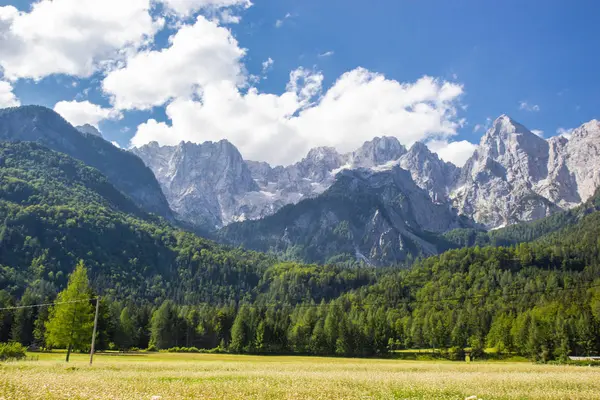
[1,352,599,399]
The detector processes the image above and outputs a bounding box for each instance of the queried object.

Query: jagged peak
[572,119,600,139]
[76,124,102,138]
[407,141,431,154]
[305,146,340,160]
[363,135,402,148]
[482,114,541,143]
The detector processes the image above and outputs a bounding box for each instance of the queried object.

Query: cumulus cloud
[102,16,246,110]
[519,101,540,112]
[131,67,465,165]
[0,1,161,81]
[218,9,242,24]
[0,80,20,107]
[159,0,252,17]
[426,139,477,167]
[54,100,122,128]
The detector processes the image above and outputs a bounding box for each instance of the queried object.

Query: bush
[166,347,200,353]
[146,344,158,352]
[0,342,27,361]
[447,346,466,361]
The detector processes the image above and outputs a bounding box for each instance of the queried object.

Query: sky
[0,0,599,167]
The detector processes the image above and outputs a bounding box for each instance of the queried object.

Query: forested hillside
[0,142,598,362]
[0,106,172,218]
[0,142,279,304]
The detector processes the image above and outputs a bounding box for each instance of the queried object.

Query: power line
[0,297,98,311]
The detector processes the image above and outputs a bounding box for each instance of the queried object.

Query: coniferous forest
[0,142,599,362]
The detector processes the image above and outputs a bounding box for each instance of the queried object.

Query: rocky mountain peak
[399,141,457,204]
[305,146,341,162]
[483,114,541,144]
[351,136,406,167]
[407,141,434,157]
[76,124,103,138]
[571,119,600,140]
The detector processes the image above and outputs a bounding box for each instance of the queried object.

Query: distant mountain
[131,113,600,264]
[131,140,258,228]
[76,124,103,138]
[218,166,474,266]
[133,136,425,228]
[0,106,172,218]
[451,116,600,228]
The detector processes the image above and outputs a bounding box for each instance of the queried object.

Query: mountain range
[1,105,599,265]
[133,113,600,264]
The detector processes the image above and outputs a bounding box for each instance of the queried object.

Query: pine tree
[115,307,137,351]
[45,261,94,362]
[149,300,179,350]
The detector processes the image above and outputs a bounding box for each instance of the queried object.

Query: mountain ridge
[0,106,172,219]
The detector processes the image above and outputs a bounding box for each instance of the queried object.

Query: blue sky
[1,0,599,166]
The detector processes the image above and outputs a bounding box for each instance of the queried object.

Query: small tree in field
[45,261,94,361]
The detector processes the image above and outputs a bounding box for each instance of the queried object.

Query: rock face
[76,124,103,138]
[132,140,258,228]
[134,136,412,227]
[132,114,600,235]
[451,116,600,229]
[219,166,473,265]
[398,142,458,204]
[0,106,172,218]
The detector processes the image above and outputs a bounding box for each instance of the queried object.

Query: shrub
[447,346,466,361]
[0,342,27,361]
[166,347,200,353]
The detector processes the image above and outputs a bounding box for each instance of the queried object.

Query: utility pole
[89,296,100,366]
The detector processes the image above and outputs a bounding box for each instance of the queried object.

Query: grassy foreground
[0,352,598,399]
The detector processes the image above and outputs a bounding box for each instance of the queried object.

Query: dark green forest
[0,142,599,362]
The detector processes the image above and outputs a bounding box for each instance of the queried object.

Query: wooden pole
[89,297,100,366]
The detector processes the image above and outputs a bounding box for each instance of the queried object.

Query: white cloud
[131,68,465,165]
[0,1,161,81]
[426,139,477,167]
[275,12,292,28]
[0,80,20,107]
[286,67,324,108]
[261,58,274,74]
[54,100,122,128]
[531,129,544,137]
[519,101,540,112]
[102,16,246,110]
[318,51,335,58]
[159,0,252,17]
[218,9,241,24]
[556,127,574,140]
